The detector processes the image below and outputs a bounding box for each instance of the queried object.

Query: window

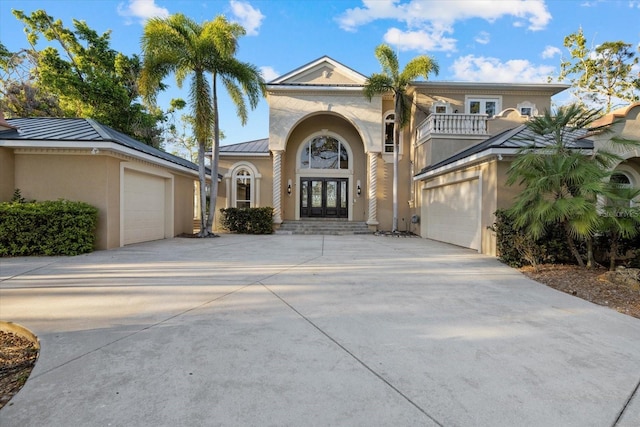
[517,101,537,117]
[234,168,252,208]
[384,113,395,153]
[432,100,450,114]
[467,97,501,118]
[300,135,349,169]
[609,172,636,208]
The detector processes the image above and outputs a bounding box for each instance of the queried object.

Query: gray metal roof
[220,138,270,154]
[1,117,203,173]
[416,125,594,176]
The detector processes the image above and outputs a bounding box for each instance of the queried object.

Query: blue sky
[2,0,639,148]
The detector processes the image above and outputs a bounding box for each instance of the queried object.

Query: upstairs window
[384,113,395,153]
[466,97,501,118]
[517,101,537,117]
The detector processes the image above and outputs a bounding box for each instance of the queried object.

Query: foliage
[506,103,640,268]
[220,207,274,234]
[7,10,163,147]
[557,28,640,112]
[140,13,265,237]
[364,43,438,231]
[492,210,573,269]
[598,186,640,270]
[0,199,98,256]
[0,42,64,117]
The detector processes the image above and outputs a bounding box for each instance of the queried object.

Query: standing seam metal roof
[1,117,204,173]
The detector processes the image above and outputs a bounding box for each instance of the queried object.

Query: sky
[2,0,640,149]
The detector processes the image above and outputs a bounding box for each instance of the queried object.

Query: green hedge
[219,207,274,234]
[0,200,98,256]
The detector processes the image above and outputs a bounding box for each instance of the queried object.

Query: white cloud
[384,27,457,52]
[117,0,169,24]
[260,66,279,82]
[451,54,555,82]
[541,45,562,59]
[629,0,640,8]
[230,0,264,36]
[475,31,491,45]
[337,0,551,53]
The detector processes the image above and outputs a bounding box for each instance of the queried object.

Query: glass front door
[300,178,348,218]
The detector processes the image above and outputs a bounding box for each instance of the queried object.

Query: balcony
[416,113,488,143]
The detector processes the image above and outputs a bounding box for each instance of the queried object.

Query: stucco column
[272,150,283,224]
[367,151,379,226]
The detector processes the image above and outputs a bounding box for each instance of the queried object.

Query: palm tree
[140,14,264,237]
[506,104,638,267]
[363,44,438,232]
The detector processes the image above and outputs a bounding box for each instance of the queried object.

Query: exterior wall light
[287,179,292,195]
[356,179,361,196]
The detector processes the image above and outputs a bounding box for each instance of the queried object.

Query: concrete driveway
[0,235,639,426]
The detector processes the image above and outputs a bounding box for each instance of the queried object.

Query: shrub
[492,209,574,268]
[0,199,98,256]
[220,207,274,234]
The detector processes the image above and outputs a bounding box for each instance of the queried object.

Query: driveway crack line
[612,376,640,426]
[260,281,444,427]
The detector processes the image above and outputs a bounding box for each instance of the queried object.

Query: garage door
[423,178,480,251]
[123,169,166,245]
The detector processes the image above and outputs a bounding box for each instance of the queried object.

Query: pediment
[271,56,367,86]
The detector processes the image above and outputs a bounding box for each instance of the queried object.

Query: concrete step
[276,220,372,235]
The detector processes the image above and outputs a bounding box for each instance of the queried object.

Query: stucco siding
[0,147,15,201]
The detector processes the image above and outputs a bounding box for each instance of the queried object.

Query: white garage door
[123,170,166,245]
[423,178,480,251]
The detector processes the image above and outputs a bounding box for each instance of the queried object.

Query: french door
[300,178,348,218]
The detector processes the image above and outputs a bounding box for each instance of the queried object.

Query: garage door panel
[423,179,480,251]
[124,170,166,245]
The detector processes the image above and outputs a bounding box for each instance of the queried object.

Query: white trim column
[367,151,379,226]
[272,150,283,224]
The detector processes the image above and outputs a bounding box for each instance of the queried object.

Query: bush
[492,209,574,268]
[0,199,98,256]
[220,207,274,234]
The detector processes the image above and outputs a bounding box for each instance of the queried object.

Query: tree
[506,104,639,267]
[599,186,640,270]
[0,43,64,117]
[140,13,265,237]
[11,9,162,147]
[363,44,438,232]
[557,28,640,113]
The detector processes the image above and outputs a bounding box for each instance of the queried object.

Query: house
[220,56,640,254]
[0,117,206,250]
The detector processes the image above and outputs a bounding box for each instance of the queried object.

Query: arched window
[234,168,252,208]
[609,171,636,208]
[300,135,349,169]
[610,172,632,188]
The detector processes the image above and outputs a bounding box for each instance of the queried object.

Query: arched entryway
[278,113,367,223]
[297,133,352,219]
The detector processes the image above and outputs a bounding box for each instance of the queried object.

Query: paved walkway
[1,235,639,426]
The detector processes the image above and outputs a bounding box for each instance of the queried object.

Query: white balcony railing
[416,113,488,142]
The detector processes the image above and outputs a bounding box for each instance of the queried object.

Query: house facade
[219,56,639,255]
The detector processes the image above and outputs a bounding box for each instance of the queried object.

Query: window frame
[465,96,502,118]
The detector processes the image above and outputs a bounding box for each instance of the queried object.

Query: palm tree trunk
[392,94,401,232]
[206,73,220,235]
[564,223,585,267]
[609,236,619,271]
[197,143,207,236]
